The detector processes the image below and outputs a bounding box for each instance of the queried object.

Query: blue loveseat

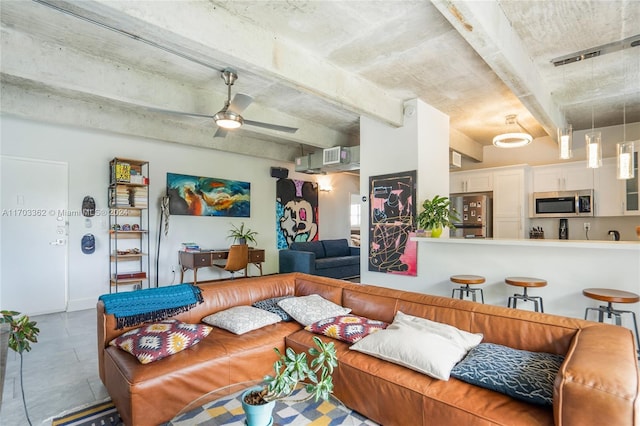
[279,238,360,279]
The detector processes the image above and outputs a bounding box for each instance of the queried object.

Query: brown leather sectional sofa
[97,273,640,426]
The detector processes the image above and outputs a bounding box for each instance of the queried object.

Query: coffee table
[167,380,377,425]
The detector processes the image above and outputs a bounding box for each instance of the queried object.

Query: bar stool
[450,275,485,303]
[505,277,547,312]
[583,288,640,356]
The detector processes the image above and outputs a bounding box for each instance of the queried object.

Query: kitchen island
[413,237,640,330]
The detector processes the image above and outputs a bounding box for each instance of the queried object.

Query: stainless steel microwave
[531,190,594,218]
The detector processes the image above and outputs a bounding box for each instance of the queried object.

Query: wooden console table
[179,249,265,284]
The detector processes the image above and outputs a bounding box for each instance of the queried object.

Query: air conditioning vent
[450,151,462,168]
[323,147,341,165]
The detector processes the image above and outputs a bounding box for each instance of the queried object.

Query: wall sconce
[617,141,635,180]
[317,176,332,192]
[585,131,602,168]
[558,125,572,160]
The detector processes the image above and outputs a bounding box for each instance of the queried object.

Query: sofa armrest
[554,324,639,426]
[279,249,316,274]
[349,246,360,256]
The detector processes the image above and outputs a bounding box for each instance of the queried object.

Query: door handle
[49,239,66,246]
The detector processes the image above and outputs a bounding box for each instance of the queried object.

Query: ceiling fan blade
[227,93,253,114]
[147,107,214,119]
[244,119,298,134]
[214,127,228,138]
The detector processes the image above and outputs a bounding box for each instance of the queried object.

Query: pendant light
[558,125,573,160]
[586,59,601,169]
[586,131,602,168]
[493,114,533,148]
[616,44,634,180]
[617,104,635,179]
[558,67,572,160]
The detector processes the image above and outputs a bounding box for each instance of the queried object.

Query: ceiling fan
[150,68,298,138]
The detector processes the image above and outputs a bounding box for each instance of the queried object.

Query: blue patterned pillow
[450,343,564,405]
[252,296,294,321]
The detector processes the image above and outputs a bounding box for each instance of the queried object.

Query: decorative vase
[241,386,275,426]
[430,226,443,238]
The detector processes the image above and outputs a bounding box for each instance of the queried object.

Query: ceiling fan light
[492,132,533,148]
[214,110,243,129]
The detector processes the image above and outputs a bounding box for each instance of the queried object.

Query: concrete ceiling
[1,0,639,164]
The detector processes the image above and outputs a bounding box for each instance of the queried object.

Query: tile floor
[1,308,106,425]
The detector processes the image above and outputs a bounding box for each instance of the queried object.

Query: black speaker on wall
[270,167,289,179]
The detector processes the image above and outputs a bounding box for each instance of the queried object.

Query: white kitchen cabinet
[594,155,640,216]
[450,170,493,194]
[532,162,594,192]
[594,158,623,216]
[622,151,639,215]
[493,167,528,239]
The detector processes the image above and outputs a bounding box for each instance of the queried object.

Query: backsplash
[528,216,639,241]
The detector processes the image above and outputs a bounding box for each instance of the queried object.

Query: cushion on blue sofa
[315,256,360,270]
[290,241,326,259]
[322,239,350,257]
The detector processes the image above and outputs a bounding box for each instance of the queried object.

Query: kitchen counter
[412,237,640,250]
[412,236,640,326]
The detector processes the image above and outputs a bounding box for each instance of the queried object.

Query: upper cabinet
[450,170,493,193]
[532,162,594,192]
[622,152,639,215]
[493,166,528,239]
[593,154,639,217]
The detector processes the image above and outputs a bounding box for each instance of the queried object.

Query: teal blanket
[99,284,203,329]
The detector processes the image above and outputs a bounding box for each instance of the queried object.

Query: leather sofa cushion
[322,239,350,257]
[290,240,326,258]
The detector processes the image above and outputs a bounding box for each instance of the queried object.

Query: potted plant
[0,310,39,425]
[416,194,460,238]
[227,222,258,246]
[241,336,338,426]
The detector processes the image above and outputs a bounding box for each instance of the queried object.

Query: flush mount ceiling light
[493,114,533,148]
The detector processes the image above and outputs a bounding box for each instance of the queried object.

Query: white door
[1,156,68,315]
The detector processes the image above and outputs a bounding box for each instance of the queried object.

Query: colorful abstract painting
[368,170,417,275]
[276,179,319,249]
[167,173,250,217]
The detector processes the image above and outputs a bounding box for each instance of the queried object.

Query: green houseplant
[1,310,39,425]
[416,195,460,238]
[242,336,338,426]
[227,222,258,245]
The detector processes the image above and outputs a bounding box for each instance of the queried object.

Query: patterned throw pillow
[202,306,282,334]
[450,343,565,405]
[109,319,212,364]
[252,296,294,321]
[305,314,388,343]
[277,294,351,326]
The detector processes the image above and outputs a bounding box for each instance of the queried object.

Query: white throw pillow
[349,312,482,380]
[277,294,351,326]
[202,306,282,335]
[393,311,482,351]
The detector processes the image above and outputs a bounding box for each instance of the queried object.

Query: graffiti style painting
[167,173,250,217]
[368,170,417,275]
[276,179,319,249]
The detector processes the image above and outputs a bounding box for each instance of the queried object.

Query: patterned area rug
[171,387,378,426]
[51,400,123,426]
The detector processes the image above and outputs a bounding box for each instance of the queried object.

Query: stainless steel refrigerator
[450,193,492,238]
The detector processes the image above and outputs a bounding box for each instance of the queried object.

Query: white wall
[0,115,354,311]
[359,99,450,293]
